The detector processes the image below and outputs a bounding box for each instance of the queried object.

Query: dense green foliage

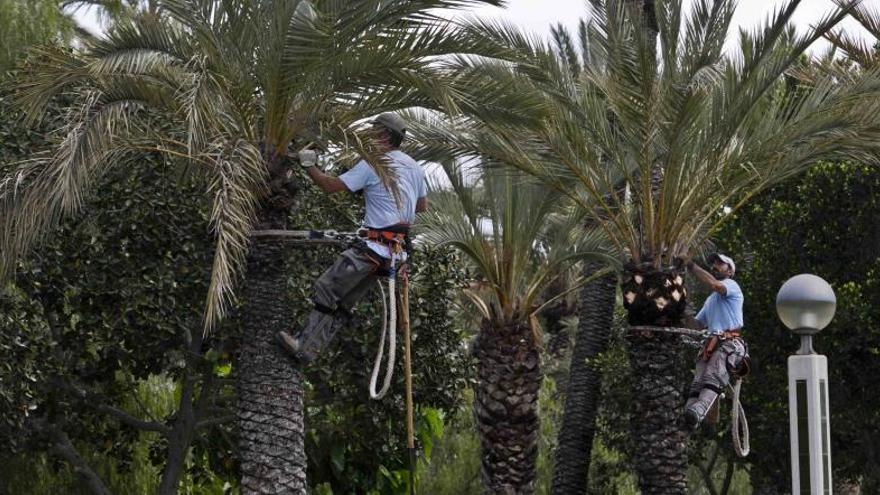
[0,92,471,493]
[717,162,880,492]
[0,0,74,73]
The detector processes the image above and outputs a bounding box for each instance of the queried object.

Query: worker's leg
[685,356,709,411]
[279,248,381,362]
[685,339,745,425]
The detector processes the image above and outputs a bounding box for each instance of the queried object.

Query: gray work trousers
[685,337,747,422]
[295,246,387,360]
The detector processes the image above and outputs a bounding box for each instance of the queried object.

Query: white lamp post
[776,274,836,495]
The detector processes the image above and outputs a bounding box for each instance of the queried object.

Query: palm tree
[546,20,622,494]
[413,118,615,493]
[552,259,617,493]
[441,1,880,492]
[0,0,500,491]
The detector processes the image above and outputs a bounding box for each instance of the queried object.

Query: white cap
[708,253,736,276]
[370,112,406,137]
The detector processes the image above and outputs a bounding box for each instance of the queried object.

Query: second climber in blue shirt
[680,253,750,430]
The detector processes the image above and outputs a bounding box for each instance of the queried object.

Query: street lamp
[776,274,835,495]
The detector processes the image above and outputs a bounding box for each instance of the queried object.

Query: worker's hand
[674,254,694,271]
[298,148,318,168]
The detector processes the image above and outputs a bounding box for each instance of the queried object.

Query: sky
[73,1,874,55]
[442,0,874,55]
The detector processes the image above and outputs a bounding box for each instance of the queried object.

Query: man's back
[340,150,426,228]
[339,150,426,258]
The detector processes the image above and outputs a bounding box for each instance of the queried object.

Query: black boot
[276,331,316,364]
[277,308,351,364]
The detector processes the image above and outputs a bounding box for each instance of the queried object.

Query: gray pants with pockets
[295,246,386,361]
[685,337,747,422]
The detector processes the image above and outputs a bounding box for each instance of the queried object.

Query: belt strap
[366,230,407,243]
[722,330,742,339]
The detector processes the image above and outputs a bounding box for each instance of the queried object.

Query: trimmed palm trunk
[552,263,617,494]
[622,263,689,494]
[237,237,307,493]
[473,319,542,494]
[237,155,306,493]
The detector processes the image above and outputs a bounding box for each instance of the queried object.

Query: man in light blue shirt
[277,113,428,364]
[682,253,749,430]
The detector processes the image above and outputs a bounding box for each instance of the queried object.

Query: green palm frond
[439,0,880,268]
[826,0,880,68]
[3,0,507,333]
[412,112,616,326]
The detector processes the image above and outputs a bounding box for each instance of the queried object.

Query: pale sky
[73,0,875,54]
[445,0,874,55]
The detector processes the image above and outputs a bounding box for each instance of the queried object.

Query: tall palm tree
[552,259,617,494]
[0,0,500,491]
[413,122,615,493]
[441,0,880,492]
[546,20,622,494]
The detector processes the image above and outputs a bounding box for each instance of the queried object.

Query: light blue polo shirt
[696,278,744,334]
[339,150,426,258]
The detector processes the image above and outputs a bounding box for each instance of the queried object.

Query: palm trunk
[623,264,689,494]
[237,223,307,492]
[551,264,617,494]
[473,319,542,494]
[235,152,306,493]
[628,332,689,493]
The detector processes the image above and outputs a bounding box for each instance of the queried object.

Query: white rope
[730,378,750,457]
[369,259,397,400]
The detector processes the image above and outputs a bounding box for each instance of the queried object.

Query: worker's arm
[305,166,348,194]
[299,148,348,194]
[689,262,727,296]
[415,196,428,213]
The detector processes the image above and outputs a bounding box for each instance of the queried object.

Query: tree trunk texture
[540,278,577,362]
[551,264,617,494]
[237,237,307,494]
[473,319,542,494]
[628,331,689,494]
[622,265,690,494]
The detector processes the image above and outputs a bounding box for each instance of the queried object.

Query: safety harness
[361,225,409,400]
[698,329,751,378]
[696,329,751,457]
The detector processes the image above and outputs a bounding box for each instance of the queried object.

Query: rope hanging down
[251,228,402,401]
[369,263,398,400]
[730,378,750,457]
[628,325,749,456]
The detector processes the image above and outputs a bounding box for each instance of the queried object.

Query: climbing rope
[730,378,750,457]
[629,325,749,456]
[369,254,400,400]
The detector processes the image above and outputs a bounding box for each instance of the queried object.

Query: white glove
[298,148,318,168]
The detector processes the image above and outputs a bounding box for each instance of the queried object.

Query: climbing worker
[276,112,428,364]
[680,253,750,430]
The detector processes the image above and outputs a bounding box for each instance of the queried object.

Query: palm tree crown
[444,0,880,267]
[1,0,502,331]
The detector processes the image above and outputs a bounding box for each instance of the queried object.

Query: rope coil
[730,378,750,457]
[369,255,401,400]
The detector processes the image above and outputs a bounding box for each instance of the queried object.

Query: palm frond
[5,0,507,335]
[202,139,267,332]
[432,0,880,269]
